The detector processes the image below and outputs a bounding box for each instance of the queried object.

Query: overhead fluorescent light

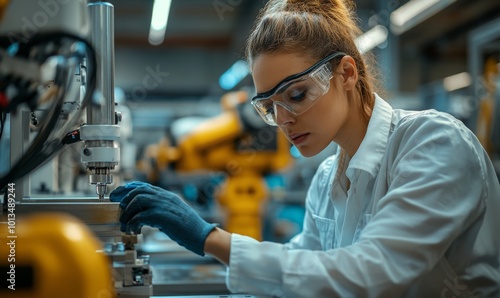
[443,72,471,92]
[355,25,388,54]
[219,60,249,90]
[390,0,456,35]
[148,0,172,46]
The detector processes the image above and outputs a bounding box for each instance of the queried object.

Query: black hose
[0,32,97,191]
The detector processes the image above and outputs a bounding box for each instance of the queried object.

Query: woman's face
[252,52,350,157]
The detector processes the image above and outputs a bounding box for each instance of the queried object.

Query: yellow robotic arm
[140,91,293,240]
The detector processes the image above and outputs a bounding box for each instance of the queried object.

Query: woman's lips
[289,133,309,145]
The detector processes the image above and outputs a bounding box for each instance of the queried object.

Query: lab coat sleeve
[226,113,487,297]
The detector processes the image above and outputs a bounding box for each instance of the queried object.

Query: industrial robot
[139,90,293,241]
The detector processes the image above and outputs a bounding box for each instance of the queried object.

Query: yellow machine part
[140,91,293,240]
[164,103,292,240]
[217,170,268,240]
[0,0,9,20]
[171,108,291,174]
[476,56,499,156]
[477,97,494,154]
[0,213,115,298]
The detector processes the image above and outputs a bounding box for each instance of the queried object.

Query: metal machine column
[82,2,120,201]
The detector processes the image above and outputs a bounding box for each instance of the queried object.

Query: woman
[111,0,500,296]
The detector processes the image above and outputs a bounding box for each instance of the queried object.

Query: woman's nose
[274,102,295,126]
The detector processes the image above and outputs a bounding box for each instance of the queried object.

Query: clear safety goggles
[251,52,345,126]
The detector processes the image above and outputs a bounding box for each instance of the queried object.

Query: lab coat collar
[346,93,393,180]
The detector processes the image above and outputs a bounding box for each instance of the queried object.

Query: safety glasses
[251,52,345,126]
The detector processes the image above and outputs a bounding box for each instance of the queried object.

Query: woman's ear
[339,56,358,91]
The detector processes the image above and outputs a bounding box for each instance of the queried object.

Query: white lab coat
[226,94,500,297]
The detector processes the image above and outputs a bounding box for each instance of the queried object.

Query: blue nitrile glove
[109,181,150,202]
[109,182,217,256]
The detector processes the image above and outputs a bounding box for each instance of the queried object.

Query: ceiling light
[355,25,388,54]
[391,0,456,35]
[148,0,172,46]
[219,60,249,91]
[443,72,471,92]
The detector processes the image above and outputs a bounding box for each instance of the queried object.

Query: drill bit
[96,183,107,201]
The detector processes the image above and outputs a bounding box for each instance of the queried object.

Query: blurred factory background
[102,0,500,202]
[0,0,500,297]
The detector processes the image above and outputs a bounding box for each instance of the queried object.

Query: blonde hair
[245,0,378,119]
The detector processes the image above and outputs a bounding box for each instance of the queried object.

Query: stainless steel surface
[16,199,120,224]
[136,234,230,296]
[87,2,115,125]
[15,199,122,243]
[151,263,230,296]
